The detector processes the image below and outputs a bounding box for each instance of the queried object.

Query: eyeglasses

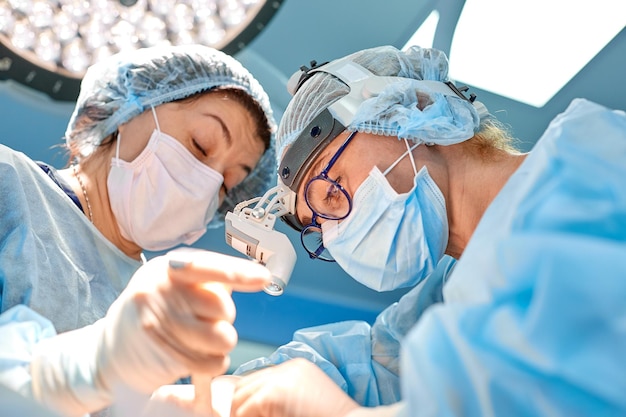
[300,131,357,261]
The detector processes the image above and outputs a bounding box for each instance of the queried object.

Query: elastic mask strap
[151,106,161,132]
[404,139,418,176]
[383,139,420,176]
[114,132,122,165]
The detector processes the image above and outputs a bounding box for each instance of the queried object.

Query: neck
[60,154,143,261]
[427,144,527,259]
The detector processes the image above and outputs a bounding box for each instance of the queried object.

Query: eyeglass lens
[305,177,351,220]
[301,223,334,261]
[299,130,358,261]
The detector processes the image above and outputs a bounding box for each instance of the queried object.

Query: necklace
[72,164,93,223]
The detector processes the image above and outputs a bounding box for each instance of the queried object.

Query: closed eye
[193,139,207,157]
[324,176,342,202]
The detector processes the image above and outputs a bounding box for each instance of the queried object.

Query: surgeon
[223,45,626,417]
[0,44,277,416]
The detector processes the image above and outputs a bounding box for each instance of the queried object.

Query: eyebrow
[205,113,232,146]
[205,113,258,176]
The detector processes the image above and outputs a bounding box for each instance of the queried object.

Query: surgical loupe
[225,182,297,296]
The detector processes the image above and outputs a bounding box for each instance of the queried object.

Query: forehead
[190,93,263,142]
[192,93,255,126]
[279,109,345,191]
[293,132,346,188]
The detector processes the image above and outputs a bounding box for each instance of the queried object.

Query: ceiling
[239,0,625,150]
[0,0,624,363]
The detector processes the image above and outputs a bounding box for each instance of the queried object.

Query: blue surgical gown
[0,145,141,397]
[399,99,626,416]
[234,255,458,406]
[236,98,626,413]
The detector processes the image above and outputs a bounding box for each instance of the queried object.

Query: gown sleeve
[234,256,456,406]
[0,305,58,399]
[400,99,626,416]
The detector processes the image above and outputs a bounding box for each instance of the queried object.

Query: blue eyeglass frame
[301,130,358,260]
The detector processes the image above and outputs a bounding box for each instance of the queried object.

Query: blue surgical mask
[321,142,448,291]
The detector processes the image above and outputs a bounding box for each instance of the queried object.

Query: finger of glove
[151,384,196,404]
[167,249,271,291]
[230,367,281,417]
[210,375,240,417]
[142,385,197,417]
[231,359,341,417]
[174,280,237,323]
[135,294,237,354]
[147,322,233,376]
[230,383,259,417]
[231,380,279,417]
[176,319,238,356]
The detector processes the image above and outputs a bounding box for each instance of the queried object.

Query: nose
[207,160,226,177]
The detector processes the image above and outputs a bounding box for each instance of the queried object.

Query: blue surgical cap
[277,45,482,162]
[65,44,277,226]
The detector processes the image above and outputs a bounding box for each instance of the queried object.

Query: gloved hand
[29,249,271,417]
[143,375,239,417]
[230,358,360,417]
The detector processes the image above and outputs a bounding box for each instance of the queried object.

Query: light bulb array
[0,0,282,100]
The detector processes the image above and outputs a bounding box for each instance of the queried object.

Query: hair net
[65,44,277,227]
[277,45,483,161]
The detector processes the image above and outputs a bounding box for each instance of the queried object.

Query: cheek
[221,168,253,200]
[345,170,369,199]
[117,127,152,162]
[296,194,307,213]
[245,144,265,173]
[295,190,312,224]
[224,171,247,191]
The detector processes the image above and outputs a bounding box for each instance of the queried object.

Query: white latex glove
[143,375,240,417]
[230,358,360,417]
[30,249,271,417]
[343,403,404,417]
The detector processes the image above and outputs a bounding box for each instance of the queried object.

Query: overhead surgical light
[0,0,283,101]
[402,0,625,108]
[448,0,625,108]
[402,9,439,51]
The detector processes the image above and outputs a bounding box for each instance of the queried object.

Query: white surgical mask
[322,140,448,291]
[107,107,224,251]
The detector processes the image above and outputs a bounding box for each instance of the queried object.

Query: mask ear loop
[404,139,418,176]
[151,106,161,132]
[114,132,122,167]
[383,139,420,177]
